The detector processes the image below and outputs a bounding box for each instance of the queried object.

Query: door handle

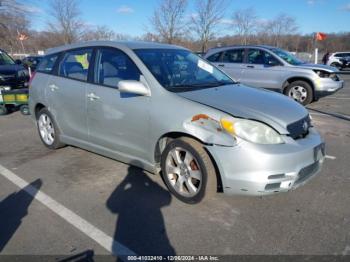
[218,64,225,67]
[49,84,59,91]
[247,65,255,68]
[87,93,100,101]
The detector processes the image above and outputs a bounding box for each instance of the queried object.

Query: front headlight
[220,117,284,144]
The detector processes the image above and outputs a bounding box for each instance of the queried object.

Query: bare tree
[263,13,298,47]
[82,25,116,41]
[191,0,227,53]
[48,0,82,44]
[0,0,31,53]
[150,0,187,44]
[231,7,258,45]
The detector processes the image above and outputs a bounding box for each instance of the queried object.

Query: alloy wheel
[38,113,55,145]
[165,147,202,197]
[288,85,308,103]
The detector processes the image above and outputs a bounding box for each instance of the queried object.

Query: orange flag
[315,32,327,41]
[18,33,28,41]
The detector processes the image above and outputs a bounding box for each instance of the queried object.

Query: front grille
[287,116,311,139]
[296,161,320,184]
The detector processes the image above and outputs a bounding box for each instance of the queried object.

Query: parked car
[204,45,344,105]
[0,49,29,89]
[29,41,325,204]
[22,55,43,72]
[327,52,350,69]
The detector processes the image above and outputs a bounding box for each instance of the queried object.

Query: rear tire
[161,137,217,204]
[284,81,313,106]
[37,108,65,149]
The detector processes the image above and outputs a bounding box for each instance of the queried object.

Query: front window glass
[135,49,235,91]
[0,51,15,65]
[94,48,141,88]
[269,48,304,65]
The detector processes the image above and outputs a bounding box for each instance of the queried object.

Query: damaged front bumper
[206,128,325,196]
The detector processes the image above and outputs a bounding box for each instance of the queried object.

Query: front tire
[161,137,217,204]
[37,108,65,149]
[285,81,313,106]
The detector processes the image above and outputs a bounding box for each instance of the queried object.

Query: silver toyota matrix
[29,41,325,204]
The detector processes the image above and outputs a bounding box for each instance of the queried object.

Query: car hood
[177,84,309,134]
[0,64,24,75]
[294,63,338,72]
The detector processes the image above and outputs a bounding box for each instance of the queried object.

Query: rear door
[218,48,246,82]
[207,49,246,82]
[241,48,284,90]
[86,47,151,161]
[46,48,93,141]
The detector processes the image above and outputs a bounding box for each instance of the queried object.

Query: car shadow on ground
[106,162,175,258]
[0,179,42,252]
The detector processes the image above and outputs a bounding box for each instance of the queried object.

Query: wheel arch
[154,131,223,192]
[282,77,315,99]
[34,103,46,119]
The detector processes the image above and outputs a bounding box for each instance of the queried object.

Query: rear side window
[94,48,141,88]
[222,49,245,63]
[36,54,58,74]
[59,48,93,81]
[207,52,222,62]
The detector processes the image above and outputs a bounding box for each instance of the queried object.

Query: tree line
[1,0,349,55]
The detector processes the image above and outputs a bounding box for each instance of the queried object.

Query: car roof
[45,40,187,55]
[205,45,278,56]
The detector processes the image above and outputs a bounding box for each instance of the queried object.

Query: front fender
[182,114,236,147]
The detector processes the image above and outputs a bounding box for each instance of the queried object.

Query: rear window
[37,54,59,74]
[59,48,93,81]
[206,52,222,62]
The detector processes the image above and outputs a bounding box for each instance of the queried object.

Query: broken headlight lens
[220,117,284,144]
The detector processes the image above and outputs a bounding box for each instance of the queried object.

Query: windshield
[270,48,304,66]
[134,49,235,91]
[0,51,15,66]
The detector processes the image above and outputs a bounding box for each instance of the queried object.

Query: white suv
[327,52,350,69]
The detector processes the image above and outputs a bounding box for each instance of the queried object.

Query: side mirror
[118,80,150,96]
[15,59,22,65]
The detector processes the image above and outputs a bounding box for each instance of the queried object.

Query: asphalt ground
[0,75,350,260]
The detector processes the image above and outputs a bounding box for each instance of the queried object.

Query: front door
[86,47,151,161]
[241,48,284,90]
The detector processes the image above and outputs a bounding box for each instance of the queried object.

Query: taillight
[28,71,36,87]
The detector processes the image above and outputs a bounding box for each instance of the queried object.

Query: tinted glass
[222,49,245,63]
[135,49,234,91]
[269,48,303,65]
[36,54,59,74]
[59,49,92,81]
[0,50,15,65]
[207,52,222,62]
[247,49,266,64]
[94,48,141,87]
